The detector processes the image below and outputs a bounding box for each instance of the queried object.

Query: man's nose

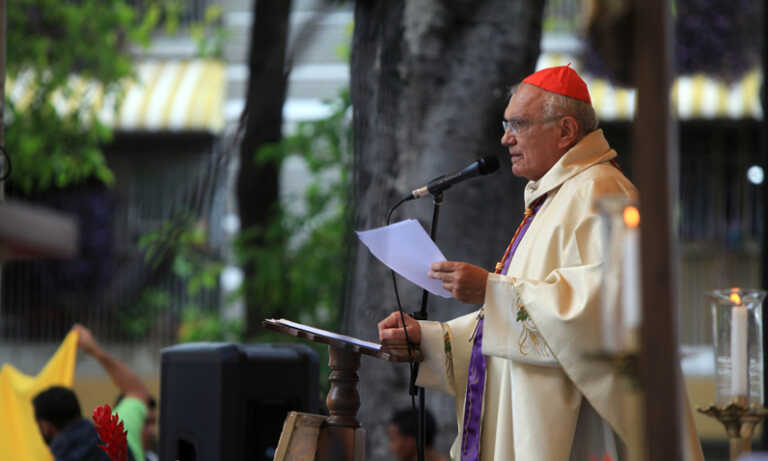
[501,130,515,146]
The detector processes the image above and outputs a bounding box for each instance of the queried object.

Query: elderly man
[378,66,703,461]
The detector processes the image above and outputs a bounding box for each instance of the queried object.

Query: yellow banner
[0,330,79,461]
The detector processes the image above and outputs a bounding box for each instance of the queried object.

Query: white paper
[273,318,382,351]
[356,219,452,298]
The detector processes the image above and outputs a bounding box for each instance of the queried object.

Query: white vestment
[416,130,704,461]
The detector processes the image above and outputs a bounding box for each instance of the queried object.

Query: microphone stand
[410,191,443,461]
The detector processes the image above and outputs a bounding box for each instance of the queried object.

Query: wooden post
[316,346,365,461]
[633,0,681,459]
[326,346,362,428]
[262,319,420,461]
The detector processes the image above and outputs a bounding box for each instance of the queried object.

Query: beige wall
[73,375,161,420]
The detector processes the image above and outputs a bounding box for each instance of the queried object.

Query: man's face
[501,84,564,181]
[387,424,416,461]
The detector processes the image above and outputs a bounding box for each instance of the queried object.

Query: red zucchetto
[522,65,592,105]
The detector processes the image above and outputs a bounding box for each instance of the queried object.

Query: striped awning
[536,53,763,121]
[6,59,225,134]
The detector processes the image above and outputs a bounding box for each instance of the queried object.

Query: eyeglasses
[502,115,563,135]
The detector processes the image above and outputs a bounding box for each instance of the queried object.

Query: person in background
[388,407,449,461]
[32,385,113,461]
[74,324,157,461]
[114,393,159,461]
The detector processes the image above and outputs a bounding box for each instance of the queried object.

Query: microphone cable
[386,195,419,410]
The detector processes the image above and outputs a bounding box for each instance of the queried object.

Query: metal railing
[0,136,231,347]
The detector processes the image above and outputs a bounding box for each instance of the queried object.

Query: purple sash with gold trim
[460,196,545,461]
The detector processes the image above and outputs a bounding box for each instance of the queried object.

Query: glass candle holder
[709,288,766,407]
[595,196,641,353]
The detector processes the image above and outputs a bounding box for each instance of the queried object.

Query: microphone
[409,155,500,199]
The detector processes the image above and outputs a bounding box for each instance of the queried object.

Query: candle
[730,292,748,399]
[622,206,641,350]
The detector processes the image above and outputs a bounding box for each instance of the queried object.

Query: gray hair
[508,83,599,137]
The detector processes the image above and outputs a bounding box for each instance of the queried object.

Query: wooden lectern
[263,319,421,461]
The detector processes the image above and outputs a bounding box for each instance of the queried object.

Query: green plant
[237,90,353,333]
[233,89,353,393]
[6,0,226,195]
[139,215,224,290]
[121,214,226,340]
[190,5,228,59]
[177,307,243,342]
[118,287,170,339]
[6,0,157,195]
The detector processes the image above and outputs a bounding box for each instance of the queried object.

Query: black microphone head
[477,155,500,175]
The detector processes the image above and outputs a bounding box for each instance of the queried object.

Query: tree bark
[346,1,544,458]
[237,0,292,336]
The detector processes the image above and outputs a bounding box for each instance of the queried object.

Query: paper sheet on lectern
[356,219,452,298]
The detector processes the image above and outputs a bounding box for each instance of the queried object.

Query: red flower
[92,404,128,461]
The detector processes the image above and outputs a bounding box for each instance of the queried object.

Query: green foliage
[121,84,351,393]
[5,102,115,192]
[120,214,227,339]
[6,0,148,194]
[139,215,225,296]
[190,5,229,58]
[140,1,226,57]
[177,307,243,342]
[238,90,353,333]
[6,0,225,195]
[139,215,224,289]
[235,90,353,394]
[119,287,170,339]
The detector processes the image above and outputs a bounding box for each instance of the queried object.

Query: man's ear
[558,116,580,148]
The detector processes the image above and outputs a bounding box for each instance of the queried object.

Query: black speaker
[158,342,319,461]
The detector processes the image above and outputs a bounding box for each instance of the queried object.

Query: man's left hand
[428,261,489,304]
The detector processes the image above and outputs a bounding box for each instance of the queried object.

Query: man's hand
[73,323,149,402]
[378,311,421,344]
[428,261,489,305]
[73,323,103,358]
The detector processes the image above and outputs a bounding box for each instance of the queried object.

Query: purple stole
[460,195,546,461]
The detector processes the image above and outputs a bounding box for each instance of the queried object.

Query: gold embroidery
[441,323,453,385]
[515,303,530,322]
[516,304,548,357]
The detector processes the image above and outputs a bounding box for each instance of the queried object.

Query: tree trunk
[237,0,292,336]
[346,1,545,458]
